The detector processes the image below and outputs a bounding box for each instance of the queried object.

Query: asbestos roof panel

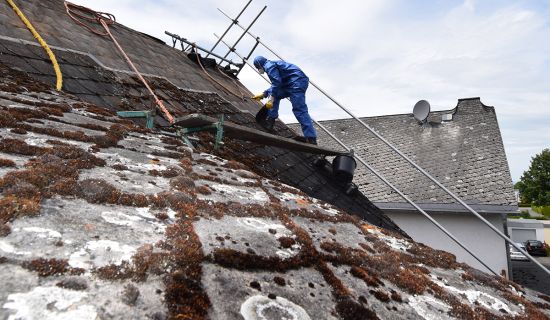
[0,31,374,232]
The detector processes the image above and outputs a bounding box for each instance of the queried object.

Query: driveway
[511,256,550,295]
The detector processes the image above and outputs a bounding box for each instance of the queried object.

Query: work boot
[261,117,275,132]
[306,137,317,145]
[293,136,317,145]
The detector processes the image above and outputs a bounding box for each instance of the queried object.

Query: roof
[0,64,548,319]
[290,98,517,213]
[1,1,548,319]
[0,0,400,233]
[507,219,545,228]
[0,0,254,114]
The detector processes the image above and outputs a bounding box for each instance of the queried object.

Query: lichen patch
[69,240,136,270]
[240,295,312,320]
[3,286,97,320]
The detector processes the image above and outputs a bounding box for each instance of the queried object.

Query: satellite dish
[413,100,431,123]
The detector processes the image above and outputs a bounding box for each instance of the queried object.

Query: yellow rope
[5,0,63,90]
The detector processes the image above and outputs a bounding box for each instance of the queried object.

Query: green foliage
[516,149,550,206]
[508,211,538,220]
[508,208,550,220]
[533,205,550,217]
[519,211,530,219]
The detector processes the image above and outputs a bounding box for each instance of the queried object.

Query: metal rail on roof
[214,34,498,276]
[215,10,550,277]
[165,31,242,68]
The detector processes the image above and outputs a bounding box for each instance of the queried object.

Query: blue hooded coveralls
[253,56,317,139]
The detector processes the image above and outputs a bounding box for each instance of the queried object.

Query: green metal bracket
[214,115,224,151]
[116,110,155,129]
[177,115,225,151]
[177,128,195,149]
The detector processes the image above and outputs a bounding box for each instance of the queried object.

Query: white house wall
[385,211,508,277]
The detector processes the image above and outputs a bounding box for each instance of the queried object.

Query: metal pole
[165,32,240,67]
[215,14,550,277]
[219,6,266,66]
[207,0,253,58]
[237,39,260,76]
[214,33,499,276]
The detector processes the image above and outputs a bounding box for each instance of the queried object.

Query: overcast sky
[72,0,549,182]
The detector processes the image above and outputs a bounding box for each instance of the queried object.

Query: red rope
[191,44,245,101]
[64,2,115,36]
[99,19,174,124]
[216,65,247,101]
[64,1,175,124]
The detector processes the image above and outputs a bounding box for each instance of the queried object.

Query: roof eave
[374,202,518,215]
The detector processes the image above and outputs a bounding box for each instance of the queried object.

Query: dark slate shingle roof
[290,98,517,212]
[0,0,256,112]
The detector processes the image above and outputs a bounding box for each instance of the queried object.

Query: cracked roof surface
[0,50,549,320]
[289,99,517,212]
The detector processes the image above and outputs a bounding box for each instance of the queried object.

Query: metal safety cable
[6,0,63,91]
[64,1,174,124]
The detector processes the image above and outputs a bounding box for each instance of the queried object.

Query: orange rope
[64,1,174,124]
[99,19,174,123]
[191,45,245,101]
[64,1,115,36]
[216,65,247,100]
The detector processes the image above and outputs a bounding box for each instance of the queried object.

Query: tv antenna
[165,0,265,76]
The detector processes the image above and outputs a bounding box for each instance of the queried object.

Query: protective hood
[253,56,267,69]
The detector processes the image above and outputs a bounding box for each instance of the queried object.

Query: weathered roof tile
[290,98,517,212]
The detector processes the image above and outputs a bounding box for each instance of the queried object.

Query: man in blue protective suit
[252,56,317,145]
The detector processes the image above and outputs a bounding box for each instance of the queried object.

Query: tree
[516,149,550,206]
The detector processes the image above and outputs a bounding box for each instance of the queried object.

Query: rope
[99,19,174,124]
[64,1,115,36]
[64,1,175,124]
[215,65,247,100]
[191,45,245,101]
[5,0,63,91]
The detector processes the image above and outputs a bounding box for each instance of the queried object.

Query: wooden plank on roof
[173,114,346,156]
